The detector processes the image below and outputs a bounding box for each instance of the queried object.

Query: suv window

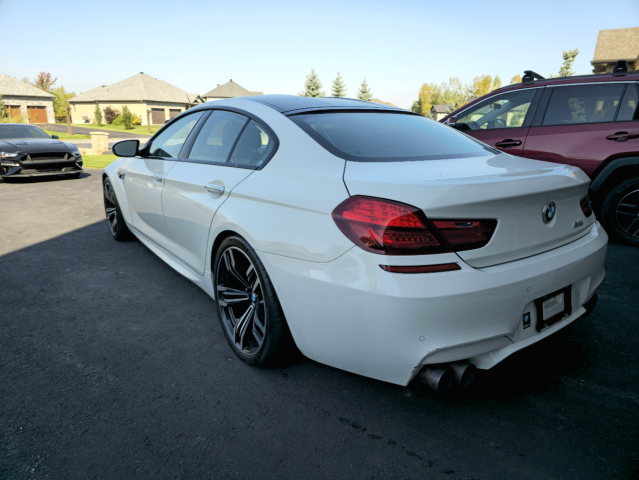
[188,110,248,164]
[616,83,639,122]
[148,112,204,158]
[228,120,275,168]
[542,83,625,126]
[289,112,493,162]
[456,89,537,130]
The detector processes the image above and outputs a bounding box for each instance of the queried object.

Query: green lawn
[44,130,91,140]
[78,124,161,136]
[82,155,117,169]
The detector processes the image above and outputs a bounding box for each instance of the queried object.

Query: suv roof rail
[522,71,545,84]
[613,60,628,76]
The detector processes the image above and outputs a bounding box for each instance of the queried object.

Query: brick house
[592,27,639,73]
[0,74,55,124]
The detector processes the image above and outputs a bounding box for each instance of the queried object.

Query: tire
[65,172,82,179]
[103,176,131,241]
[600,176,639,246]
[214,235,291,366]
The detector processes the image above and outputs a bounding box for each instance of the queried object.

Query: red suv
[442,66,639,245]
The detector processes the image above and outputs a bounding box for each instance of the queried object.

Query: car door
[162,109,277,275]
[522,82,634,178]
[454,88,542,156]
[124,111,205,250]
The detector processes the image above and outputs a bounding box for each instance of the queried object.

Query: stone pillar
[90,132,109,154]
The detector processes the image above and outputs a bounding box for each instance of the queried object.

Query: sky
[1,0,637,109]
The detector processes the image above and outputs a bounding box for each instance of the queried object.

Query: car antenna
[522,70,545,84]
[612,60,628,76]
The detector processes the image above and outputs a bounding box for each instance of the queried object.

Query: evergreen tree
[558,48,579,77]
[122,106,133,129]
[94,103,103,125]
[331,72,347,97]
[0,95,7,119]
[357,79,373,101]
[299,69,325,97]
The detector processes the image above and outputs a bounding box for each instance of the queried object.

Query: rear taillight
[332,196,497,255]
[431,220,498,252]
[580,194,593,218]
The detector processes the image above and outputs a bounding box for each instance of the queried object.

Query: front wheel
[103,177,131,241]
[600,176,639,246]
[214,236,291,366]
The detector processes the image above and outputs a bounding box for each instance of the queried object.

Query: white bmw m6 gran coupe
[104,95,607,392]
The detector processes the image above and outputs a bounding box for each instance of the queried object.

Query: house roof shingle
[592,27,639,63]
[69,73,196,104]
[431,103,450,113]
[0,74,55,98]
[204,80,262,98]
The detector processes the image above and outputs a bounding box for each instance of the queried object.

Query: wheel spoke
[223,250,250,289]
[104,185,115,204]
[234,304,255,350]
[625,218,639,236]
[105,207,116,219]
[217,285,250,306]
[252,304,266,345]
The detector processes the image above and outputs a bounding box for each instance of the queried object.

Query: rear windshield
[0,125,50,139]
[289,111,495,162]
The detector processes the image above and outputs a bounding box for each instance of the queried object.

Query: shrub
[111,114,123,125]
[122,106,133,129]
[0,112,28,123]
[131,113,142,125]
[94,103,103,125]
[103,106,119,124]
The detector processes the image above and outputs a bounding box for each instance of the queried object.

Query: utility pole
[65,106,72,135]
[147,109,151,134]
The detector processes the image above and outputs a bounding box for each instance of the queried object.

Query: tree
[32,72,58,93]
[558,48,579,77]
[52,86,75,122]
[21,77,30,84]
[94,103,103,125]
[0,95,7,119]
[122,106,133,129]
[331,72,347,97]
[357,79,373,101]
[299,69,325,97]
[469,75,501,97]
[510,75,522,84]
[410,100,421,114]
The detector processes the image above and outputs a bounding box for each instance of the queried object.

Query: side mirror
[112,139,140,157]
[446,116,457,126]
[51,135,59,139]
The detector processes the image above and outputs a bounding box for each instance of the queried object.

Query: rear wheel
[103,177,131,241]
[600,176,639,246]
[214,236,290,366]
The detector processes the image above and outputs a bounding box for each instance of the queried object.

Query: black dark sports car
[0,124,83,180]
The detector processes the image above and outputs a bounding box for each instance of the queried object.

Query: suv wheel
[600,176,639,245]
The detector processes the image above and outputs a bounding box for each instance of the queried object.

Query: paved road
[0,172,637,480]
[45,124,151,138]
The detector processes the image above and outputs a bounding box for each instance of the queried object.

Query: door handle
[152,173,163,183]
[205,184,224,194]
[495,139,522,148]
[606,131,639,142]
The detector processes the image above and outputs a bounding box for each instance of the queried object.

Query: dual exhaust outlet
[418,361,476,393]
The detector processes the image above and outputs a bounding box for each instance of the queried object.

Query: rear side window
[228,120,275,168]
[188,110,248,164]
[542,84,625,126]
[289,112,493,162]
[616,83,639,122]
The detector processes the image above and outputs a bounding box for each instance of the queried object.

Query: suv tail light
[580,194,593,218]
[332,196,497,255]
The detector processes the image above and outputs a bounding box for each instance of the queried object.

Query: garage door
[8,106,22,119]
[169,109,181,119]
[151,108,166,125]
[27,106,48,124]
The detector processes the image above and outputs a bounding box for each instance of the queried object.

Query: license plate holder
[534,285,572,332]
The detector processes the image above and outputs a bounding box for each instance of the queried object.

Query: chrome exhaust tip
[450,361,476,387]
[419,367,454,393]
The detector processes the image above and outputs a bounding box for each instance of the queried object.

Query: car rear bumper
[257,221,608,386]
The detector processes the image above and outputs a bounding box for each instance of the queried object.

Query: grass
[82,155,117,169]
[78,123,162,136]
[44,130,91,140]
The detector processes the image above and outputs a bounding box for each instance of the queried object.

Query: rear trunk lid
[343,153,594,267]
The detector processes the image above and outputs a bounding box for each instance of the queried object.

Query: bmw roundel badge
[251,292,258,303]
[542,200,556,224]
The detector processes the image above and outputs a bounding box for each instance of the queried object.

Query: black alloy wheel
[214,236,290,365]
[103,177,131,241]
[601,176,639,246]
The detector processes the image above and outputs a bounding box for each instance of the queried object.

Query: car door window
[187,110,248,164]
[616,83,639,122]
[228,120,275,168]
[542,84,625,126]
[457,89,537,130]
[147,112,204,158]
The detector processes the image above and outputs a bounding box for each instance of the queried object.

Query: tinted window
[616,83,639,122]
[289,112,493,162]
[543,84,625,126]
[457,89,536,130]
[147,112,204,158]
[188,110,248,164]
[0,125,50,139]
[228,120,275,168]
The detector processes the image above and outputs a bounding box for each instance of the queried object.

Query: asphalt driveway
[0,171,637,480]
